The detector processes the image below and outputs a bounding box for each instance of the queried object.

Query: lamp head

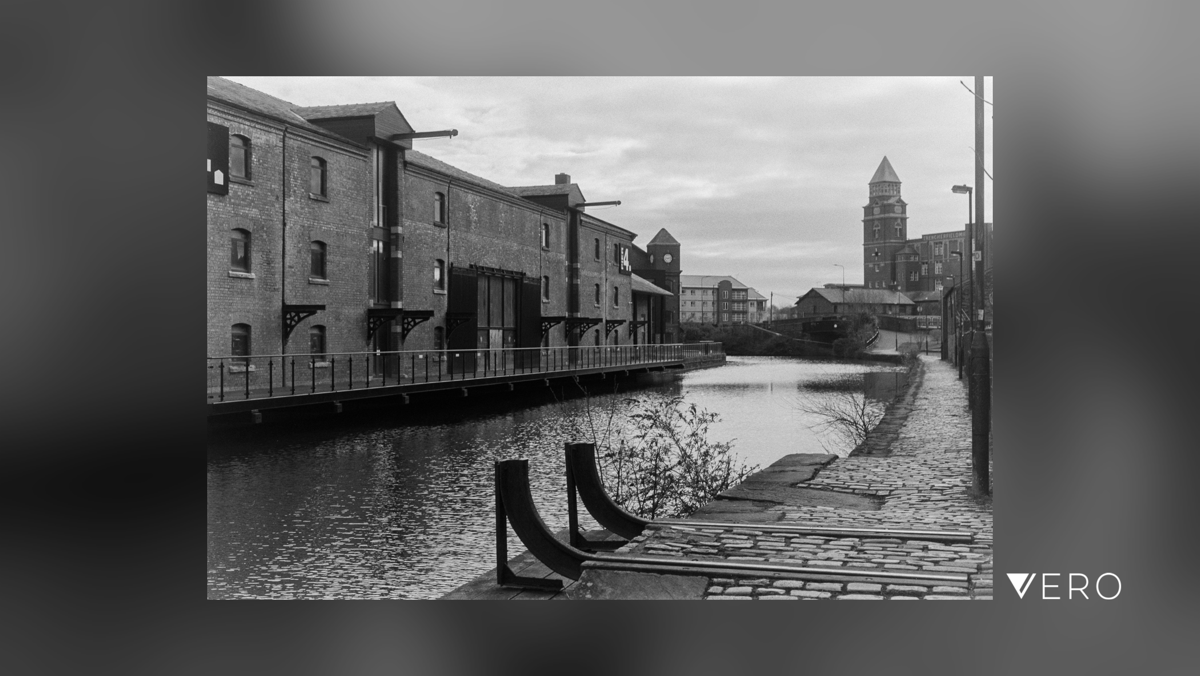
[951,185,972,194]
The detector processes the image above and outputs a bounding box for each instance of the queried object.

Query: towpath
[445,354,993,600]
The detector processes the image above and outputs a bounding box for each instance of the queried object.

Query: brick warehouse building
[861,156,992,300]
[207,77,677,372]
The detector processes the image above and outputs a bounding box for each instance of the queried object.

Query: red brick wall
[402,166,572,349]
[207,104,371,359]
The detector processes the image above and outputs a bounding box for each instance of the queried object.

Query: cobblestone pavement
[616,355,993,600]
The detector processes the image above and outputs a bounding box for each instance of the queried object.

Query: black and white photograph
[6,1,1199,673]
[207,76,994,600]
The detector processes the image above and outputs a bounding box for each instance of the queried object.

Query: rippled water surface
[207,356,903,599]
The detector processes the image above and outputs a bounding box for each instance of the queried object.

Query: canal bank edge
[850,357,924,457]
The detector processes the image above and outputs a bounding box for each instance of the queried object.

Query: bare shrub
[571,390,756,520]
[797,390,886,454]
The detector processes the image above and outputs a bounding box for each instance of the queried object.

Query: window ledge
[542,298,549,304]
[310,361,330,369]
[309,277,330,285]
[433,221,447,228]
[230,176,254,186]
[228,271,256,279]
[433,288,447,295]
[309,193,329,202]
[227,364,256,373]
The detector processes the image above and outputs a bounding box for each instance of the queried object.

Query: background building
[862,156,992,296]
[678,275,766,325]
[795,287,916,317]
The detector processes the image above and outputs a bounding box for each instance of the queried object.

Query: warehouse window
[542,276,550,301]
[613,286,619,308]
[594,284,601,306]
[594,238,600,260]
[230,135,251,179]
[309,325,327,362]
[310,157,327,197]
[542,223,551,249]
[434,259,446,291]
[231,324,251,364]
[434,192,446,224]
[310,241,327,279]
[230,229,251,272]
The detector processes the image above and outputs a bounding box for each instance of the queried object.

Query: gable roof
[207,76,343,140]
[630,273,673,296]
[679,275,750,289]
[799,287,915,306]
[869,156,901,184]
[647,228,679,245]
[406,150,525,198]
[507,183,587,209]
[293,102,396,119]
[905,290,945,302]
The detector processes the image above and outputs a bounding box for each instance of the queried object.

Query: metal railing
[207,342,725,403]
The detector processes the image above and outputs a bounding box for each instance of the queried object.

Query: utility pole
[971,75,991,497]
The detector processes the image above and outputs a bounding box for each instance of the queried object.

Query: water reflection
[207,356,903,599]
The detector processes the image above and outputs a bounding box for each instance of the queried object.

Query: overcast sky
[225,76,993,305]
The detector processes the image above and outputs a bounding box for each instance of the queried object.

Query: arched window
[594,238,600,260]
[613,286,619,308]
[230,135,251,179]
[230,229,251,272]
[594,283,601,306]
[309,325,326,361]
[542,276,550,301]
[231,324,251,364]
[433,326,445,351]
[310,241,327,279]
[310,157,327,197]
[541,223,550,249]
[433,192,445,224]
[434,259,445,290]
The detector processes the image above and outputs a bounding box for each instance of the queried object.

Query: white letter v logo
[1007,573,1036,599]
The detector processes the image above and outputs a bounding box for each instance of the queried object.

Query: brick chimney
[555,173,571,185]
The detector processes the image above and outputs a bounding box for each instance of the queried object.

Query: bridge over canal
[208,342,725,423]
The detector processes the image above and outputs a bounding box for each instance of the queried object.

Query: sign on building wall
[207,121,229,195]
[618,244,632,275]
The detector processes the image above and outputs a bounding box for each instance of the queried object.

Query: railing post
[218,360,224,402]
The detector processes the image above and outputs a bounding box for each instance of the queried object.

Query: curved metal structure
[496,459,588,582]
[565,442,648,544]
[493,457,972,590]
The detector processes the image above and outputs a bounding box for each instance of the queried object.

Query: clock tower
[646,228,681,343]
[863,156,909,290]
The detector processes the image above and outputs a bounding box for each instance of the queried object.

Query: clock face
[873,207,880,215]
[663,253,673,264]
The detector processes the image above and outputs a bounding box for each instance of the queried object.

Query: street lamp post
[833,263,845,288]
[951,184,973,329]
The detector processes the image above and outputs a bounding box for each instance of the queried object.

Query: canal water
[207,356,906,599]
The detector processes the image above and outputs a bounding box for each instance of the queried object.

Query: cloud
[223,75,993,296]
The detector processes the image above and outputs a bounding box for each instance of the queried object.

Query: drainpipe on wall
[281,124,288,358]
